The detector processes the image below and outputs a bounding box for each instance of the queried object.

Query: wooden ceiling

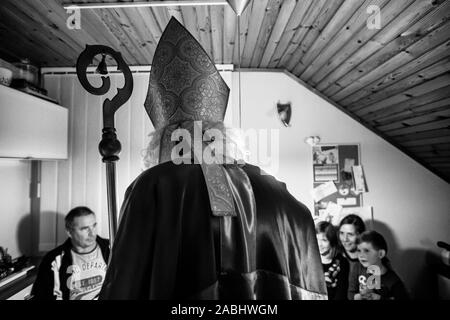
[0,0,449,182]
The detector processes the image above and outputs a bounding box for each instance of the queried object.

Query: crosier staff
[76,45,133,248]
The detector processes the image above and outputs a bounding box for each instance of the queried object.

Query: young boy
[349,231,409,300]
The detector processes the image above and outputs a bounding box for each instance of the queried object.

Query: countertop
[0,257,41,300]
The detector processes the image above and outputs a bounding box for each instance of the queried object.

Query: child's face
[339,224,358,253]
[316,232,331,257]
[357,242,383,268]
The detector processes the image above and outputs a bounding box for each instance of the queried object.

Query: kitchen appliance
[13,58,39,87]
[0,247,30,282]
[9,59,57,103]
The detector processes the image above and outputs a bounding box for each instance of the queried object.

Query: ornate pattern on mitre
[145,17,230,130]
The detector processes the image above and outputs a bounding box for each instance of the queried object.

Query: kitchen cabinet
[0,263,38,300]
[0,85,68,159]
[7,284,32,300]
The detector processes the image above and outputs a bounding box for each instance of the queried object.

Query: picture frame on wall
[313,145,339,183]
[311,143,368,226]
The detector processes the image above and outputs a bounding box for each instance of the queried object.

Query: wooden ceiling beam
[258,0,296,68]
[386,118,450,137]
[306,0,415,85]
[249,0,282,68]
[0,23,61,66]
[64,1,228,9]
[0,2,75,65]
[376,105,450,131]
[415,150,450,158]
[277,0,328,69]
[300,0,388,84]
[292,0,359,75]
[222,5,236,64]
[71,0,142,64]
[399,135,450,147]
[363,84,450,122]
[349,58,450,111]
[9,0,93,63]
[180,6,200,41]
[240,0,269,67]
[422,157,450,164]
[328,0,450,100]
[195,6,213,59]
[339,20,450,109]
[66,2,138,65]
[151,7,170,38]
[406,143,450,153]
[119,7,159,62]
[392,127,450,143]
[94,8,146,64]
[0,45,21,63]
[339,40,450,107]
[112,8,156,64]
[266,0,313,68]
[429,163,450,168]
[331,1,450,103]
[286,0,344,72]
[210,5,224,63]
[136,7,164,48]
[315,0,425,93]
[354,73,450,116]
[374,97,450,126]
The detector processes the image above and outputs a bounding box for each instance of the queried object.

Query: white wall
[236,71,450,298]
[40,70,450,298]
[0,160,31,258]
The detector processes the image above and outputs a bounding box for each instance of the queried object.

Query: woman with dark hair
[349,231,409,300]
[316,221,349,300]
[338,214,366,299]
[339,215,366,266]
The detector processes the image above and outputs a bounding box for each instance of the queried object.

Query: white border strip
[64,1,228,10]
[41,64,234,75]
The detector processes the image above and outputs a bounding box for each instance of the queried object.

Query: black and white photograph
[0,0,449,310]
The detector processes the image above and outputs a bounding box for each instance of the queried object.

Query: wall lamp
[304,136,321,146]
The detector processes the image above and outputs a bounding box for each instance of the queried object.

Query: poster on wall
[311,144,369,226]
[313,145,339,182]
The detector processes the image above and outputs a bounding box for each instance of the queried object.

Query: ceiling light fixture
[64,1,228,10]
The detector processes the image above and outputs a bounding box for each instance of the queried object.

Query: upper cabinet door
[0,85,68,160]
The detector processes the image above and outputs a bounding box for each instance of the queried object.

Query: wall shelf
[0,85,68,160]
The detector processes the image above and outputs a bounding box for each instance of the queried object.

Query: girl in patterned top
[316,221,350,300]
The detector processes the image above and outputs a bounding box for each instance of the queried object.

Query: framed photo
[312,144,363,223]
[313,145,339,182]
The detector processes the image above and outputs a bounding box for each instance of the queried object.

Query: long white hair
[142,121,249,170]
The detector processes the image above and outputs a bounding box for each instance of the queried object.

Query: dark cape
[99,162,327,299]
